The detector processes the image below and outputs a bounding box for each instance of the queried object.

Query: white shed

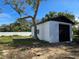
[31,16,74,43]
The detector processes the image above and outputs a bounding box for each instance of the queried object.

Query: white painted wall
[31,21,73,43]
[31,27,34,37]
[49,21,59,43]
[32,22,51,42]
[0,32,32,36]
[37,22,51,42]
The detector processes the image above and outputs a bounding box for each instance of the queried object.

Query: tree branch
[33,0,40,20]
[20,16,33,19]
[9,3,21,17]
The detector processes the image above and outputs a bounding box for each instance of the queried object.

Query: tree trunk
[33,0,40,39]
[33,21,38,39]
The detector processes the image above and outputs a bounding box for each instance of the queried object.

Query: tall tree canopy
[4,0,46,39]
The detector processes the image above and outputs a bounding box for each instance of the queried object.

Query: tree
[4,0,45,39]
[0,24,11,32]
[57,12,75,21]
[44,11,56,20]
[16,18,31,31]
[43,12,75,22]
[49,11,56,18]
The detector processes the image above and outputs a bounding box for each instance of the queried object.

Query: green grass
[0,36,12,44]
[0,36,49,46]
[0,36,32,44]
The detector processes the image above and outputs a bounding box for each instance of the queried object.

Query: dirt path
[0,43,79,59]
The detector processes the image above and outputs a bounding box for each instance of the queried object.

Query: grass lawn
[0,36,12,44]
[0,35,49,46]
[0,36,32,44]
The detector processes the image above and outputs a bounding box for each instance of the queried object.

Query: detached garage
[31,16,74,43]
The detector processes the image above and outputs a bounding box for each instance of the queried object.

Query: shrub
[73,35,79,43]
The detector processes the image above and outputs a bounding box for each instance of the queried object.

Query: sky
[0,0,79,25]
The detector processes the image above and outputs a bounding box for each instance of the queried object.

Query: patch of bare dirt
[0,42,79,59]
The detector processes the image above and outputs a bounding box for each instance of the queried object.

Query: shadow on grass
[10,38,78,48]
[11,38,51,47]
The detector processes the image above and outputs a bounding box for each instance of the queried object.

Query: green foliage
[0,18,32,32]
[42,11,75,22]
[73,26,78,35]
[49,12,56,18]
[72,20,79,35]
[74,20,79,25]
[57,12,75,21]
[73,35,79,43]
[72,24,79,42]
